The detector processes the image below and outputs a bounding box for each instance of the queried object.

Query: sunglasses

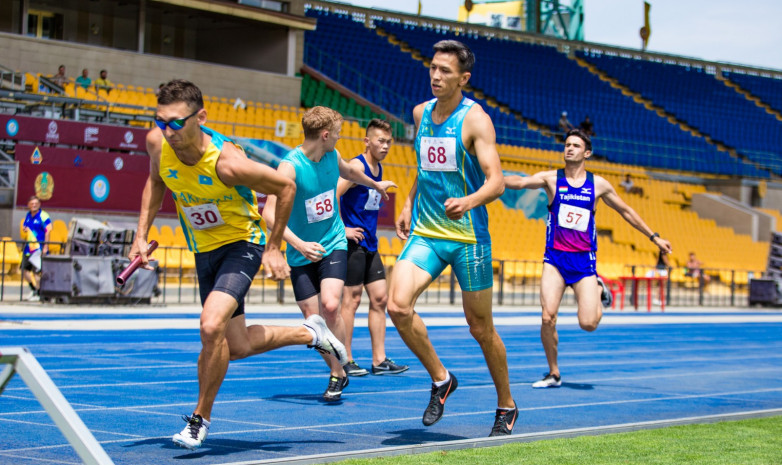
[154,109,200,131]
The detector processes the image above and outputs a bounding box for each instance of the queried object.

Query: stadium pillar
[137,0,146,53]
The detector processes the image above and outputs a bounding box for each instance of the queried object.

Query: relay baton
[116,240,158,286]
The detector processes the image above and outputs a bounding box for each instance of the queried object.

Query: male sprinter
[130,80,346,450]
[388,40,517,436]
[337,118,408,377]
[263,106,396,401]
[504,128,672,388]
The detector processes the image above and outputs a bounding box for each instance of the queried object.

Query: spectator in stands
[579,115,595,136]
[75,69,91,89]
[620,173,645,196]
[504,129,672,390]
[94,69,114,93]
[647,249,670,277]
[558,111,574,134]
[51,65,69,87]
[685,252,710,282]
[20,196,52,301]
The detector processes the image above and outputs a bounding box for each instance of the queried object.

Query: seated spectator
[558,111,574,133]
[75,69,91,89]
[51,65,69,87]
[619,174,645,196]
[579,115,595,136]
[94,69,114,93]
[685,252,711,282]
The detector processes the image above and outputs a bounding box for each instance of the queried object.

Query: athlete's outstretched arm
[262,162,326,263]
[504,169,552,191]
[216,143,295,279]
[130,129,167,269]
[598,177,672,253]
[444,107,504,220]
[337,154,396,200]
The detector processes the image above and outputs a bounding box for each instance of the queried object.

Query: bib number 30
[182,203,225,230]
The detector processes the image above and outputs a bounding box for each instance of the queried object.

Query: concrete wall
[0,33,301,106]
[692,193,774,242]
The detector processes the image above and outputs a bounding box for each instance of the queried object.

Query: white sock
[304,325,317,345]
[433,372,451,387]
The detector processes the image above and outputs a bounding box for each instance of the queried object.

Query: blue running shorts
[543,248,597,286]
[398,235,493,292]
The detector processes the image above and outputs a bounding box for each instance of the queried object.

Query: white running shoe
[303,314,347,363]
[532,373,562,388]
[172,414,210,450]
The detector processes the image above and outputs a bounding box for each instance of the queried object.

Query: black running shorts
[345,241,386,287]
[195,241,263,318]
[290,249,347,301]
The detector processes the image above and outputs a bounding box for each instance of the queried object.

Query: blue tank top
[339,154,382,251]
[412,97,490,244]
[282,147,347,267]
[546,169,597,252]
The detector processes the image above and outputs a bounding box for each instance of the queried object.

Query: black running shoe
[489,402,518,437]
[422,372,458,426]
[344,360,369,377]
[596,276,613,308]
[323,375,349,402]
[371,357,410,375]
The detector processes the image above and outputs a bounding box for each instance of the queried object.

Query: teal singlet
[411,97,490,244]
[281,147,347,267]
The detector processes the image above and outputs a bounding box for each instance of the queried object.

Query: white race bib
[558,203,591,232]
[420,137,457,172]
[305,189,336,223]
[364,189,382,211]
[182,203,225,230]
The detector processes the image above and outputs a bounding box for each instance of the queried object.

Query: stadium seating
[721,71,782,116]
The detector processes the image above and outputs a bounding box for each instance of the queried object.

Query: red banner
[1,114,149,152]
[15,145,176,214]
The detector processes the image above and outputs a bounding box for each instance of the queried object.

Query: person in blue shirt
[504,129,672,389]
[387,40,517,437]
[20,196,52,301]
[337,118,409,377]
[263,106,396,402]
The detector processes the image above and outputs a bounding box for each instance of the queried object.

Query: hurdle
[0,347,114,465]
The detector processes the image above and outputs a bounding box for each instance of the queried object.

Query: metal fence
[0,240,763,308]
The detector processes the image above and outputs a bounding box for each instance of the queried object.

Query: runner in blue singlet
[505,129,672,389]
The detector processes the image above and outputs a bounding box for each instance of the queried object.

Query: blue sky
[341,0,782,71]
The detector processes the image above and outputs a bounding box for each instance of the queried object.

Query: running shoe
[303,315,347,363]
[172,414,210,450]
[323,375,349,402]
[422,372,458,426]
[343,360,369,377]
[596,276,613,308]
[371,357,409,375]
[532,373,561,388]
[489,402,519,437]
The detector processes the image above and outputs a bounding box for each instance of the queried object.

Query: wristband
[649,232,660,242]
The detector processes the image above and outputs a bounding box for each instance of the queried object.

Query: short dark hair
[157,79,204,110]
[433,40,475,73]
[28,195,40,202]
[366,118,392,136]
[566,128,592,152]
